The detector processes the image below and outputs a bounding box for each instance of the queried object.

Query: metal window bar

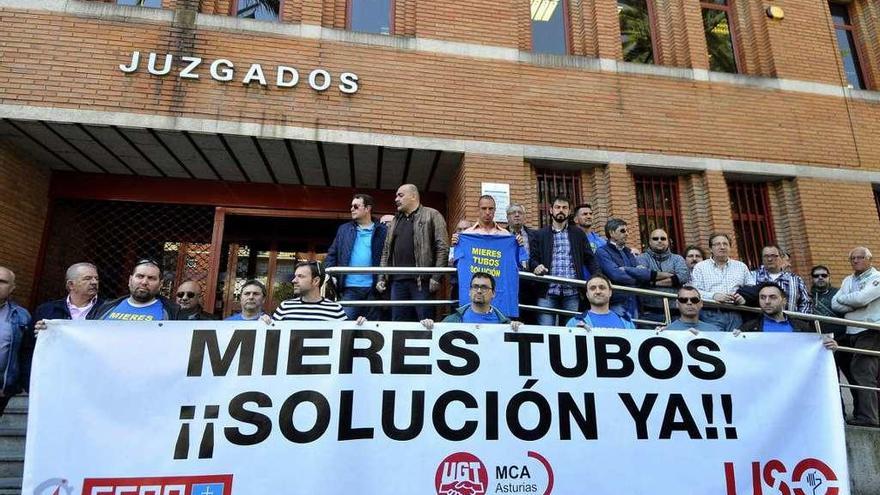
[535,169,582,228]
[874,189,880,224]
[728,181,775,269]
[634,175,686,254]
[327,265,880,393]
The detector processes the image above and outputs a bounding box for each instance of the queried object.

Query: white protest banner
[24,321,848,495]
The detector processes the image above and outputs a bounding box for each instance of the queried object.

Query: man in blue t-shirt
[225,280,267,321]
[567,274,635,330]
[420,272,521,331]
[89,259,183,321]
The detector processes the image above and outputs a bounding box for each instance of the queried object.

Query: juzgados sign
[119,50,360,94]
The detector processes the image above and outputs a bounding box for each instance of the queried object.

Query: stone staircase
[0,394,27,495]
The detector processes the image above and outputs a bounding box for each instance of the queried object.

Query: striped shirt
[271,297,347,321]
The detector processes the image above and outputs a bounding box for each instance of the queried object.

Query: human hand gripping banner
[454,233,528,317]
[25,321,849,495]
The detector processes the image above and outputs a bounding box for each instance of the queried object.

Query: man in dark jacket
[741,282,811,332]
[325,193,387,320]
[28,262,104,389]
[0,266,30,416]
[89,259,184,321]
[529,195,601,326]
[175,280,216,320]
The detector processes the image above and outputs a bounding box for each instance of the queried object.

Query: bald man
[0,266,31,416]
[378,183,449,321]
[175,280,217,320]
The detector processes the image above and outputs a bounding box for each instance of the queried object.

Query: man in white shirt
[690,233,751,332]
[832,246,880,427]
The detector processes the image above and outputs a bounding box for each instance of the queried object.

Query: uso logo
[81,474,233,495]
[435,452,489,495]
[724,458,840,495]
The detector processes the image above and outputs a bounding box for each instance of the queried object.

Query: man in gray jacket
[637,228,689,325]
[377,184,449,321]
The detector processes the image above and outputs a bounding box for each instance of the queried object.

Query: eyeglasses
[850,256,867,261]
[812,273,829,279]
[763,254,780,259]
[470,284,492,292]
[677,297,701,304]
[651,236,667,241]
[176,291,196,299]
[618,229,628,233]
[350,204,363,210]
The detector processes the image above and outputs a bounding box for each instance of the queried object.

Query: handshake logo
[435,452,488,495]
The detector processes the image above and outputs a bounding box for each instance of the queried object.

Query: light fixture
[766,5,784,19]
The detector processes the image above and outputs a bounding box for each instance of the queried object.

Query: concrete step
[0,429,25,457]
[0,476,20,495]
[0,411,26,430]
[0,454,22,479]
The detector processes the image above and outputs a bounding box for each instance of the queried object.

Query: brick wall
[0,143,51,306]
[794,178,880,283]
[446,154,532,232]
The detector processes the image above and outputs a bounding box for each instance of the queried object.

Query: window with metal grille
[535,169,582,227]
[634,175,685,253]
[728,181,776,269]
[36,199,215,308]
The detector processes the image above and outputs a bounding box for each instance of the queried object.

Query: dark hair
[241,279,267,297]
[574,203,593,216]
[551,195,571,207]
[677,284,700,296]
[685,245,706,258]
[757,281,786,298]
[810,265,831,276]
[762,243,783,255]
[470,271,496,290]
[709,233,731,247]
[478,194,496,204]
[585,274,612,288]
[295,261,326,286]
[353,193,374,210]
[604,218,627,238]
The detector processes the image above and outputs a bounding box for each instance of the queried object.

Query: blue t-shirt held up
[454,233,528,317]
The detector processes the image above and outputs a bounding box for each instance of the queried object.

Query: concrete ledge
[846,424,880,495]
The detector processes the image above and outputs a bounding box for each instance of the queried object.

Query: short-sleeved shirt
[666,319,722,332]
[103,299,164,321]
[460,308,502,324]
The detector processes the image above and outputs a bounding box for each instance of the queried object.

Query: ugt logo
[33,478,73,495]
[724,458,840,495]
[435,452,488,495]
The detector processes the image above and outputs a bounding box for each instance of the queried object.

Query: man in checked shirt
[690,233,751,332]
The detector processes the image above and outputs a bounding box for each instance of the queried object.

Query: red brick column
[446,154,533,233]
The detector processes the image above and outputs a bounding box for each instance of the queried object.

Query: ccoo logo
[435,452,489,495]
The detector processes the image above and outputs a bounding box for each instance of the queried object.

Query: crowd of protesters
[1,183,877,427]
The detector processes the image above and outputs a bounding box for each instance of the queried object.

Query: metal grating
[728,181,776,269]
[536,169,582,227]
[36,199,215,306]
[634,175,686,254]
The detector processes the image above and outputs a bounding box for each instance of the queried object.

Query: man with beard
[637,228,690,324]
[175,280,217,320]
[90,259,183,321]
[741,282,811,332]
[419,272,521,330]
[566,274,634,329]
[684,246,706,276]
[225,280,267,321]
[529,195,602,326]
[270,262,366,323]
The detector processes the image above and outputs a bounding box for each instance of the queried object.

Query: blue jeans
[699,309,742,332]
[341,286,380,321]
[390,279,433,322]
[536,293,580,327]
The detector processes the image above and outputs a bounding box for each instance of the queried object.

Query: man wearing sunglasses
[638,228,690,324]
[89,259,184,321]
[665,286,721,332]
[174,281,216,320]
[420,272,521,330]
[596,219,661,320]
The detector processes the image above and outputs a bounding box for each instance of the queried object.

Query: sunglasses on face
[677,297,701,304]
[177,291,196,299]
[812,273,829,278]
[651,236,667,241]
